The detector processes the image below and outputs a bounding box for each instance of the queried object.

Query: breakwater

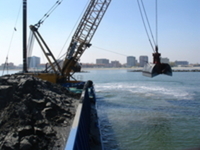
[127,68,200,72]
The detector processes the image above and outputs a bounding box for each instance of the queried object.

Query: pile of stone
[0,74,80,150]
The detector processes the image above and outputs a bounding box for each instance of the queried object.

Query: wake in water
[95,72,200,150]
[96,81,195,101]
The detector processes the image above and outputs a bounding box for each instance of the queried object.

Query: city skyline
[0,1,199,66]
[0,55,195,68]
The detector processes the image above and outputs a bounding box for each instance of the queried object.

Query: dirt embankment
[0,74,80,150]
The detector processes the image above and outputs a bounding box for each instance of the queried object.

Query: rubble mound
[0,74,79,150]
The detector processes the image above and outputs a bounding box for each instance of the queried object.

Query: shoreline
[1,67,200,73]
[82,67,200,72]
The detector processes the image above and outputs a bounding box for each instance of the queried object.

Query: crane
[28,0,172,83]
[28,0,112,83]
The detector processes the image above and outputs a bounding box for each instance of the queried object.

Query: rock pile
[0,74,80,150]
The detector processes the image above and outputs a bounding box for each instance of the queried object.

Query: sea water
[76,69,200,150]
[1,69,200,150]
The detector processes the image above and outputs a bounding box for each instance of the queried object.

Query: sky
[0,0,200,66]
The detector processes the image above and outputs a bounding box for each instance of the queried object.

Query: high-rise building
[111,60,121,67]
[139,56,148,67]
[127,56,136,67]
[96,59,109,65]
[174,61,189,66]
[161,57,170,63]
[28,56,40,68]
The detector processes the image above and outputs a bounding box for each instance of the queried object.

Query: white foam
[96,82,194,100]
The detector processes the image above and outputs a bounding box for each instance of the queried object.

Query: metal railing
[65,80,95,150]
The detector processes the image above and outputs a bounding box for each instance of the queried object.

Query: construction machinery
[142,46,172,77]
[27,0,112,83]
[27,0,172,82]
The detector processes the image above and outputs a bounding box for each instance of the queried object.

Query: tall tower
[127,56,136,67]
[139,56,148,67]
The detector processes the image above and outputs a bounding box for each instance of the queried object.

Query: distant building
[127,56,136,67]
[193,64,200,67]
[28,56,40,68]
[0,62,15,69]
[81,63,95,68]
[161,57,170,63]
[110,60,121,67]
[38,63,46,69]
[96,59,109,65]
[139,56,148,67]
[18,64,23,67]
[174,61,189,66]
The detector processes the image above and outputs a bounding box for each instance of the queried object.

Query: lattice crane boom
[62,0,112,78]
[28,0,112,83]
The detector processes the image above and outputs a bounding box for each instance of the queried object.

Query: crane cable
[2,3,21,75]
[27,30,35,68]
[57,0,90,59]
[34,0,63,28]
[137,0,158,52]
[155,0,158,48]
[27,0,63,68]
[53,0,158,67]
[92,46,128,57]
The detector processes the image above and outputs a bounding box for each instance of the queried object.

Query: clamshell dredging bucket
[143,63,172,78]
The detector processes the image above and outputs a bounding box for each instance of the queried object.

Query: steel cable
[137,0,156,52]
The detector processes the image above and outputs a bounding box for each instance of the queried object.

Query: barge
[64,80,103,150]
[0,74,103,150]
